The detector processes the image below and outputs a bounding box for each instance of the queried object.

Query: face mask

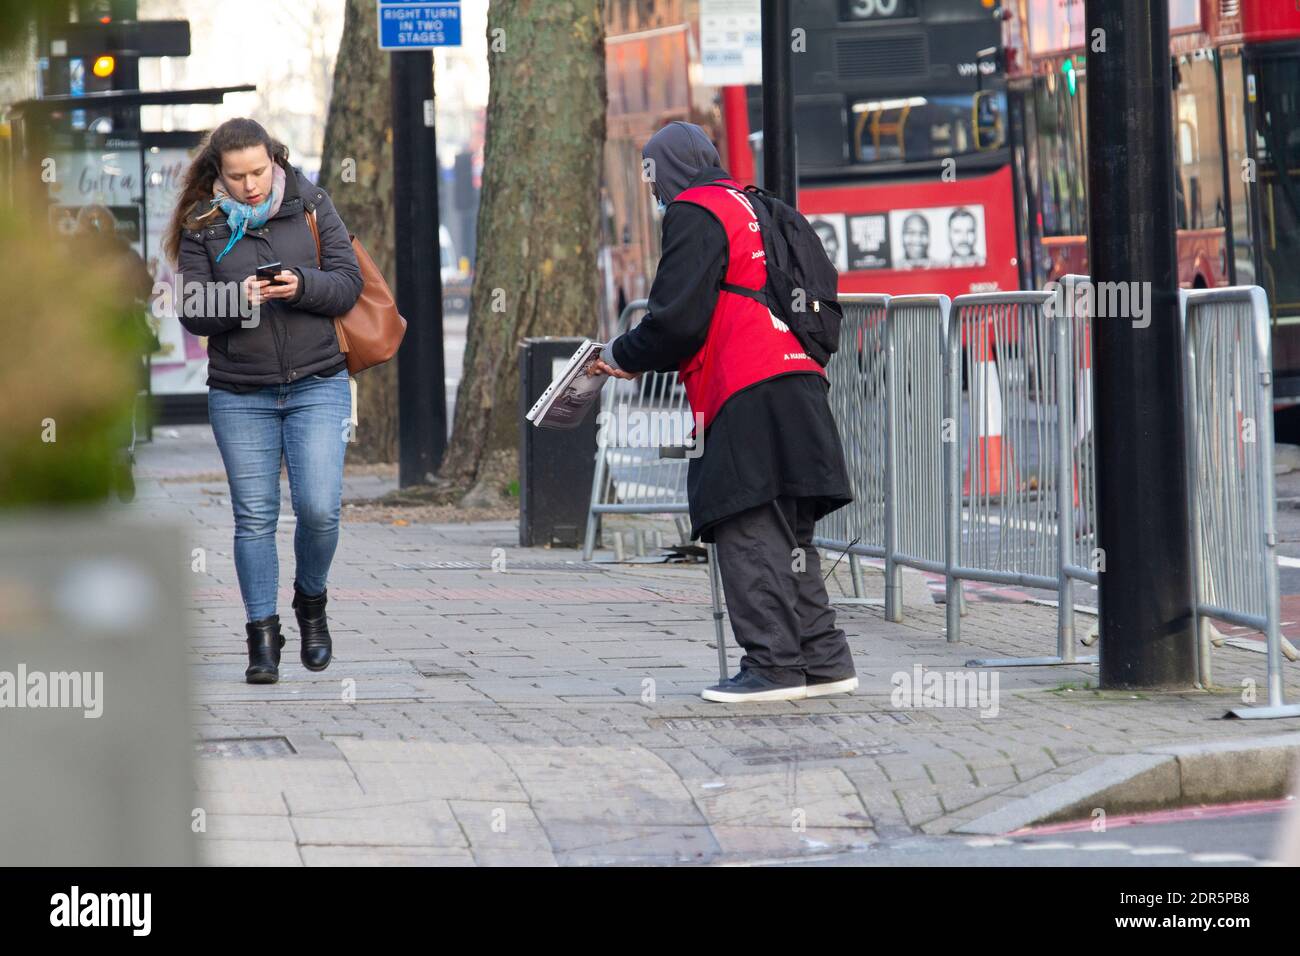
[656,199,667,214]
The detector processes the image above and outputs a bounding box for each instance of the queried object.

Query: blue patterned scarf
[211,163,287,262]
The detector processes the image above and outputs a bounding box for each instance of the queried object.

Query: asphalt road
[787,800,1296,867]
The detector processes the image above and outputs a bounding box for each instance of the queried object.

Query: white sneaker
[700,670,807,703]
[805,675,858,698]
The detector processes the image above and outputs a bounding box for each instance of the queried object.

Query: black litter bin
[518,337,599,548]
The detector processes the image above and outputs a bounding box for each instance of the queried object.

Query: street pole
[110,0,140,133]
[760,0,795,204]
[1083,0,1195,687]
[391,50,447,486]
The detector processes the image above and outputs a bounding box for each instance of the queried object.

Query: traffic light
[45,0,190,133]
[1061,56,1078,96]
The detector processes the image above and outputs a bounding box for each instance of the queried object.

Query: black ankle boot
[292,584,332,672]
[245,615,284,684]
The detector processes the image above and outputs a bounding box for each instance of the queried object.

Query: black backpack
[714,183,843,366]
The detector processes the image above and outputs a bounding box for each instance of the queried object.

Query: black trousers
[711,496,855,683]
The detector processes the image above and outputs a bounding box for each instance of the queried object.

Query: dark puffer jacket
[176,164,363,389]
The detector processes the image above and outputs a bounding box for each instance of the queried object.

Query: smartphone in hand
[256,261,288,284]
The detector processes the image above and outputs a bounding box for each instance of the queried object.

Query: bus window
[795,96,850,169]
[1221,47,1254,286]
[974,90,1004,151]
[1253,55,1300,318]
[1031,69,1088,237]
[1172,51,1227,233]
[849,92,1007,165]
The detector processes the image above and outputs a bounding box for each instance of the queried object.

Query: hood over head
[641,121,724,204]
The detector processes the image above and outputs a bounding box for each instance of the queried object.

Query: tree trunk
[318,0,399,462]
[439,0,606,494]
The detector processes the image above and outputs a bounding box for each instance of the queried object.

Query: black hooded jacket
[609,163,852,541]
[176,164,363,390]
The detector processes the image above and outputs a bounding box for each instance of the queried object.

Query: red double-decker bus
[776,0,1020,299]
[1005,0,1300,396]
[601,0,1022,336]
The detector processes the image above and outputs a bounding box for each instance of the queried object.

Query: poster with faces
[807,205,986,273]
[846,213,891,270]
[888,204,987,270]
[806,213,849,273]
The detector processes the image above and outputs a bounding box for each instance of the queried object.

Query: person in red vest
[588,122,856,703]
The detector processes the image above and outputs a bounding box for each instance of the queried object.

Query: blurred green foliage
[0,0,54,52]
[0,2,147,506]
[0,204,142,506]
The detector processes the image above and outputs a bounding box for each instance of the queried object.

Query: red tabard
[673,179,825,431]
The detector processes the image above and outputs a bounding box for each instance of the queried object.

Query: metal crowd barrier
[582,284,1292,709]
[814,295,891,610]
[1183,287,1299,718]
[951,289,1097,666]
[886,295,952,622]
[814,288,1098,659]
[582,299,692,560]
[811,294,950,625]
[947,292,1063,651]
[1056,276,1101,655]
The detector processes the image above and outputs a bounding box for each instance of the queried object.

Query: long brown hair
[162,118,290,262]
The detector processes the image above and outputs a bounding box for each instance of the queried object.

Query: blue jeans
[208,373,351,622]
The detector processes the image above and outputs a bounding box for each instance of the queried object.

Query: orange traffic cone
[963,335,1013,497]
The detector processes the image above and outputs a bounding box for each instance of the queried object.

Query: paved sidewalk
[137,427,1300,866]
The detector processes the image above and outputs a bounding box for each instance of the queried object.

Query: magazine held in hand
[525,339,608,429]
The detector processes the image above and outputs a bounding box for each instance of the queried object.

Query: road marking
[1128,846,1186,856]
[1188,852,1256,863]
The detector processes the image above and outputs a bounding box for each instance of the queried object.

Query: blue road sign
[377,2,461,50]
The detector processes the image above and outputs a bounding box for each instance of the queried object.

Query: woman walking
[164,118,363,684]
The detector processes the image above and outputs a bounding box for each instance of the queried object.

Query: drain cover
[392,560,608,572]
[650,712,913,731]
[412,664,471,679]
[727,743,903,765]
[196,736,296,758]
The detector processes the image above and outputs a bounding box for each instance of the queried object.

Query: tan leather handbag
[306,211,407,374]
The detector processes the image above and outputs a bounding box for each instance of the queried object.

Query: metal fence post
[1054,294,1077,663]
[1180,288,1211,688]
[944,296,962,642]
[1258,342,1286,711]
[707,541,729,684]
[582,405,611,560]
[884,297,902,623]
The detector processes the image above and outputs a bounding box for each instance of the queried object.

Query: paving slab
[136,425,1300,865]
